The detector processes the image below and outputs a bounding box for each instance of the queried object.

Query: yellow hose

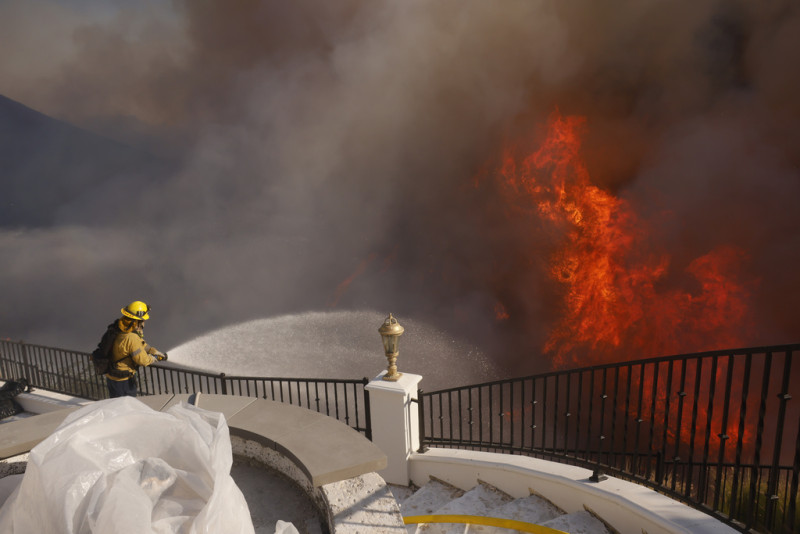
[403,514,568,533]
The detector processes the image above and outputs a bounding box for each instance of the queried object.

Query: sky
[1,1,799,375]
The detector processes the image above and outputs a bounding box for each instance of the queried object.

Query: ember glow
[493,111,755,368]
[329,253,379,308]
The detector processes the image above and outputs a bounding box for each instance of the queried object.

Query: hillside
[0,94,173,227]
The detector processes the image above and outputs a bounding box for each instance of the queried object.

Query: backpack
[0,377,30,400]
[0,378,29,421]
[91,323,128,377]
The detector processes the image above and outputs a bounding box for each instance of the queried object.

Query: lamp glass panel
[382,335,399,354]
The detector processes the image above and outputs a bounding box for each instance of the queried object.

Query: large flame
[492,111,758,456]
[495,110,754,368]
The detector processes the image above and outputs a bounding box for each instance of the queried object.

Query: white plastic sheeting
[0,397,298,534]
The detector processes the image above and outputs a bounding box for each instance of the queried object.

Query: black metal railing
[0,339,371,439]
[418,344,800,534]
[4,337,798,532]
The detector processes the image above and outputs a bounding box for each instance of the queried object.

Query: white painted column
[365,371,422,485]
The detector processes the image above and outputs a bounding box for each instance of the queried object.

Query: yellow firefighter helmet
[121,301,150,321]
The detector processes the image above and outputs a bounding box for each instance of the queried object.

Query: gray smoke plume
[1,1,798,376]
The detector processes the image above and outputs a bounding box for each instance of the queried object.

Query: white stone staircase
[391,479,615,534]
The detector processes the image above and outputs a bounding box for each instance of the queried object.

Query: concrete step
[389,482,416,507]
[400,478,465,517]
[541,509,612,534]
[400,478,466,534]
[419,481,514,534]
[398,480,613,534]
[468,493,564,533]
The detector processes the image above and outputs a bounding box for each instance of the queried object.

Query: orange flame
[328,253,378,308]
[494,110,753,367]
[494,301,510,321]
[328,247,398,307]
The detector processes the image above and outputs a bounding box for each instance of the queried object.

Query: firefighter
[106,300,167,398]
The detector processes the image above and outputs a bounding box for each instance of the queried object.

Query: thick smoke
[1,1,798,375]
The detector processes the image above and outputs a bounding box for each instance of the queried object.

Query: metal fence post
[765,350,793,531]
[417,389,428,453]
[19,341,35,384]
[362,377,372,441]
[0,341,15,380]
[655,450,665,485]
[219,372,227,395]
[787,412,800,534]
[0,341,8,379]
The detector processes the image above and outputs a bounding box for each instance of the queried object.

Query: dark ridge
[0,94,174,228]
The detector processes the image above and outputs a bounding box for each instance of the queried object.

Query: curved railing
[0,339,371,439]
[3,338,798,532]
[417,343,800,534]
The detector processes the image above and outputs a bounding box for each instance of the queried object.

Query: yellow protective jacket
[107,319,159,381]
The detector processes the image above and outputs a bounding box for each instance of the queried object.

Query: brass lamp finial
[379,313,404,381]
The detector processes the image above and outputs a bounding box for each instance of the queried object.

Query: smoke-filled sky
[1,0,799,375]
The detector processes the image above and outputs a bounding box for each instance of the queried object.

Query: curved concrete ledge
[184,393,387,487]
[0,393,404,533]
[409,448,738,534]
[0,406,80,460]
[0,392,387,487]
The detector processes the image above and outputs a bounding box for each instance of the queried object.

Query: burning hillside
[487,111,755,368]
[0,1,797,367]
